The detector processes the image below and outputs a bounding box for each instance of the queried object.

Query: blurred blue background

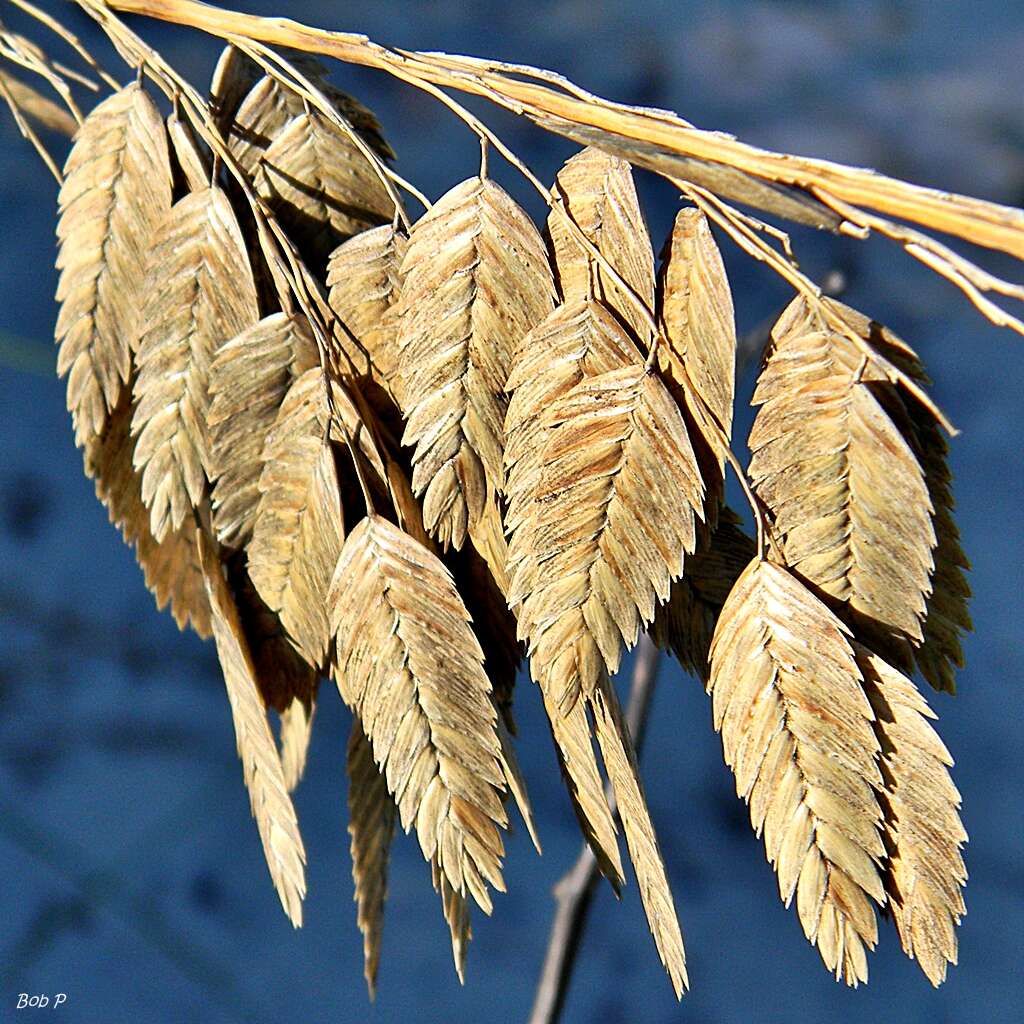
[1,2,1022,1021]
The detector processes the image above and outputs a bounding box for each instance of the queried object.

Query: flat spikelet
[592,675,688,994]
[433,858,472,982]
[197,530,307,925]
[255,111,395,265]
[514,365,704,705]
[279,695,316,793]
[396,177,556,548]
[55,84,171,447]
[247,386,346,669]
[347,717,396,998]
[209,45,262,135]
[651,506,755,681]
[327,223,407,399]
[132,186,259,541]
[504,299,648,605]
[167,112,210,194]
[84,390,211,638]
[330,515,508,909]
[208,312,318,549]
[657,206,736,471]
[547,146,655,344]
[855,645,967,985]
[749,308,935,648]
[228,72,392,175]
[709,560,887,984]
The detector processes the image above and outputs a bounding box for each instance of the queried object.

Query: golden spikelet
[749,305,935,649]
[326,222,407,402]
[255,110,395,265]
[651,506,754,681]
[84,389,211,638]
[656,205,736,505]
[197,530,307,926]
[513,364,703,705]
[504,299,648,606]
[433,858,472,983]
[709,559,887,984]
[855,645,967,985]
[227,71,392,175]
[208,312,318,549]
[279,694,317,793]
[591,675,688,995]
[132,186,259,541]
[246,367,347,668]
[55,84,171,447]
[329,515,508,909]
[347,716,396,998]
[167,111,210,194]
[396,176,556,548]
[547,146,655,344]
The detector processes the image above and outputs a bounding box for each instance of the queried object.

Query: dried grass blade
[197,529,307,926]
[347,715,396,998]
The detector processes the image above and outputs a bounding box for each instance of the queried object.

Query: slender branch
[529,635,661,1024]
[101,0,1024,263]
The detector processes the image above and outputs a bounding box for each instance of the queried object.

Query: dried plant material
[85,389,211,638]
[132,186,259,541]
[229,558,319,726]
[811,298,972,692]
[749,309,935,649]
[228,71,392,175]
[208,312,318,548]
[248,417,345,668]
[466,494,512,601]
[55,83,171,447]
[652,507,755,681]
[255,110,395,265]
[396,176,556,549]
[709,560,886,984]
[330,515,508,908]
[265,364,388,493]
[504,299,645,603]
[0,70,76,136]
[347,717,396,998]
[545,689,624,889]
[547,146,655,344]
[326,223,407,399]
[433,858,472,982]
[279,694,316,792]
[592,676,688,996]
[167,110,210,193]
[514,365,703,706]
[197,529,307,926]
[657,205,736,458]
[856,645,967,986]
[209,43,261,134]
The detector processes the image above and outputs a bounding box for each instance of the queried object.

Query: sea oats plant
[2,0,1020,1012]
